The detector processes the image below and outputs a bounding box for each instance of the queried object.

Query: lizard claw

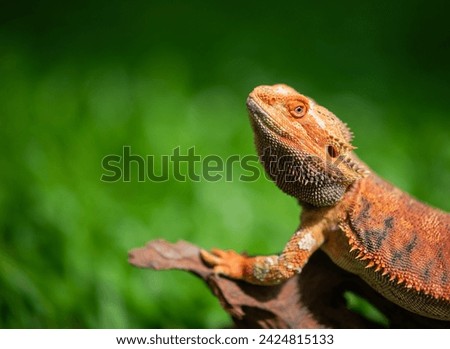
[200,248,246,280]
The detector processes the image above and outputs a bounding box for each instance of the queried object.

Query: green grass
[0,0,449,328]
[344,291,389,328]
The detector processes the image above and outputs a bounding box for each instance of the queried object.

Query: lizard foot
[200,248,246,280]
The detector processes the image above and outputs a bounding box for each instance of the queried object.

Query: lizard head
[247,84,368,207]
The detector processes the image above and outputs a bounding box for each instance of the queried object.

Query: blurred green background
[1,0,449,328]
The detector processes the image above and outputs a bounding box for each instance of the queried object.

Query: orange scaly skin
[201,84,450,320]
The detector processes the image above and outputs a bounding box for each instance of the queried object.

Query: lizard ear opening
[327,145,339,158]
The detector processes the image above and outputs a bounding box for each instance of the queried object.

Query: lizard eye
[290,104,306,118]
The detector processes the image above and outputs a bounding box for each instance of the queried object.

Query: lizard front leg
[200,224,326,285]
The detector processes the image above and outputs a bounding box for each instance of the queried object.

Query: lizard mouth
[246,97,291,139]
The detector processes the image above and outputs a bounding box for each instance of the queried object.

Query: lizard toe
[200,248,246,279]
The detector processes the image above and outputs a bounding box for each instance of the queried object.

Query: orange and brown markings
[346,176,450,300]
[201,84,450,320]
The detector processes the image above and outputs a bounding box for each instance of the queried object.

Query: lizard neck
[254,133,357,207]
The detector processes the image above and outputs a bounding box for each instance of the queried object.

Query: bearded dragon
[201,84,450,321]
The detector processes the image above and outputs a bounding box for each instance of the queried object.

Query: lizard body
[201,84,450,321]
